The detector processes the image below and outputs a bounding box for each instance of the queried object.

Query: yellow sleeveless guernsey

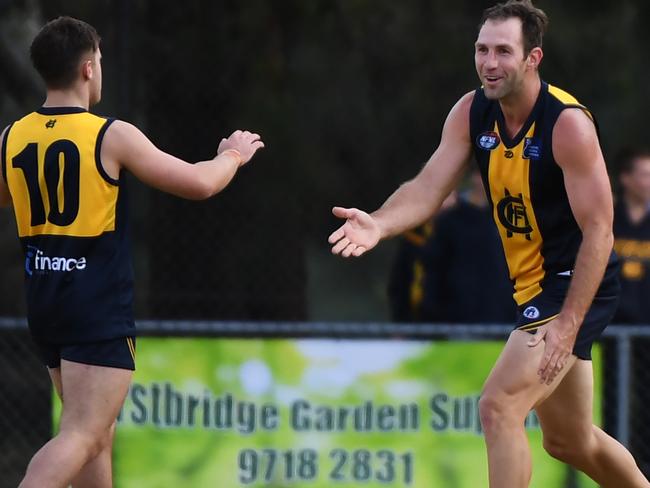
[2,106,134,343]
[469,82,614,306]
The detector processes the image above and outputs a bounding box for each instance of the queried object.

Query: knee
[543,435,570,462]
[61,424,115,460]
[478,393,513,435]
[94,422,116,455]
[543,433,591,466]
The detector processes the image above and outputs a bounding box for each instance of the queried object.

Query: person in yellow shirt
[329,1,648,486]
[1,17,263,488]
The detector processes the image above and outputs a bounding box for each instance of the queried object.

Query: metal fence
[1,318,649,487]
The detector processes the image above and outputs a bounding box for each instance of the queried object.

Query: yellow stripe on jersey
[5,111,118,238]
[488,122,545,305]
[547,84,594,122]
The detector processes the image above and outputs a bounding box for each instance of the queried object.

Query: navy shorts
[515,263,620,360]
[33,336,136,371]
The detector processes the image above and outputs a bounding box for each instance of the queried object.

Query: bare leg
[478,330,577,488]
[536,359,650,488]
[48,368,116,488]
[19,360,131,488]
[70,423,115,488]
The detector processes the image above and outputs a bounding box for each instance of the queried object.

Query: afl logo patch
[477,131,500,150]
[523,306,540,320]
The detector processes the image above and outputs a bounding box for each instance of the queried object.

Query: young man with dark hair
[329,1,650,486]
[613,148,650,323]
[0,16,264,488]
[610,148,650,477]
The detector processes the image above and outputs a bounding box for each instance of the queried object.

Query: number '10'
[12,140,81,227]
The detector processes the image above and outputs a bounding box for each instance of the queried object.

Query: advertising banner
[56,338,600,487]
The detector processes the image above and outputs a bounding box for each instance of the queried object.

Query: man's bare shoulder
[452,90,476,115]
[442,91,476,128]
[0,124,12,206]
[0,124,10,146]
[103,119,141,145]
[439,91,477,143]
[553,108,599,151]
[556,105,595,129]
[552,107,602,172]
[102,119,153,159]
[459,90,477,106]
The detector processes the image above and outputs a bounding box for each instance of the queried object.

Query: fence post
[616,332,632,447]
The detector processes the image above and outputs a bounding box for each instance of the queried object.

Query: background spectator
[606,148,650,477]
[387,168,515,324]
[387,192,457,322]
[420,169,515,324]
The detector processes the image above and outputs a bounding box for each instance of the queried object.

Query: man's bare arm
[329,92,475,257]
[101,121,263,200]
[555,109,613,331]
[530,107,613,383]
[371,91,475,239]
[0,126,12,207]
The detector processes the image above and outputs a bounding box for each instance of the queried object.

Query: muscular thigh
[483,330,577,415]
[59,360,132,436]
[535,359,594,441]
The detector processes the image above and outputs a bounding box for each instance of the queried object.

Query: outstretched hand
[218,130,264,165]
[527,318,577,385]
[328,207,381,258]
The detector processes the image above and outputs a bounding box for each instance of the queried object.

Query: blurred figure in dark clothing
[387,219,435,322]
[605,148,650,477]
[387,192,456,322]
[613,148,650,323]
[387,168,515,324]
[420,168,515,323]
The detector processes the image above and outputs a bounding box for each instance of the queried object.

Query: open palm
[328,206,381,257]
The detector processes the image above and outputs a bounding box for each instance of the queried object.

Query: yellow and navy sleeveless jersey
[470,81,613,306]
[1,107,134,343]
[613,201,650,323]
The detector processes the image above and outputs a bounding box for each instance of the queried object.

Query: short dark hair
[616,147,650,175]
[480,0,548,56]
[30,16,101,89]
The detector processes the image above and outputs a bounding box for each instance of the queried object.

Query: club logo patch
[523,137,542,160]
[523,306,540,320]
[496,188,533,240]
[477,131,500,150]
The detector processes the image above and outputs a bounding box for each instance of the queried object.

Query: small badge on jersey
[476,131,500,151]
[523,306,540,320]
[523,137,542,160]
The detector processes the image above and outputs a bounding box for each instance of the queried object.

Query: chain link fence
[1,319,650,487]
[4,0,650,325]
[0,322,51,488]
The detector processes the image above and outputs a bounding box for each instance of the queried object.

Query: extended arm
[101,121,264,200]
[557,112,613,329]
[530,108,614,383]
[372,94,474,239]
[329,92,474,257]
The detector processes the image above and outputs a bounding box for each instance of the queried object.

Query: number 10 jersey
[2,106,135,343]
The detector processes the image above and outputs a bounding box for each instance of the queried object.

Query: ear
[82,59,94,81]
[527,46,543,70]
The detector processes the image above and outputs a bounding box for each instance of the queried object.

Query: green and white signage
[55,338,600,487]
